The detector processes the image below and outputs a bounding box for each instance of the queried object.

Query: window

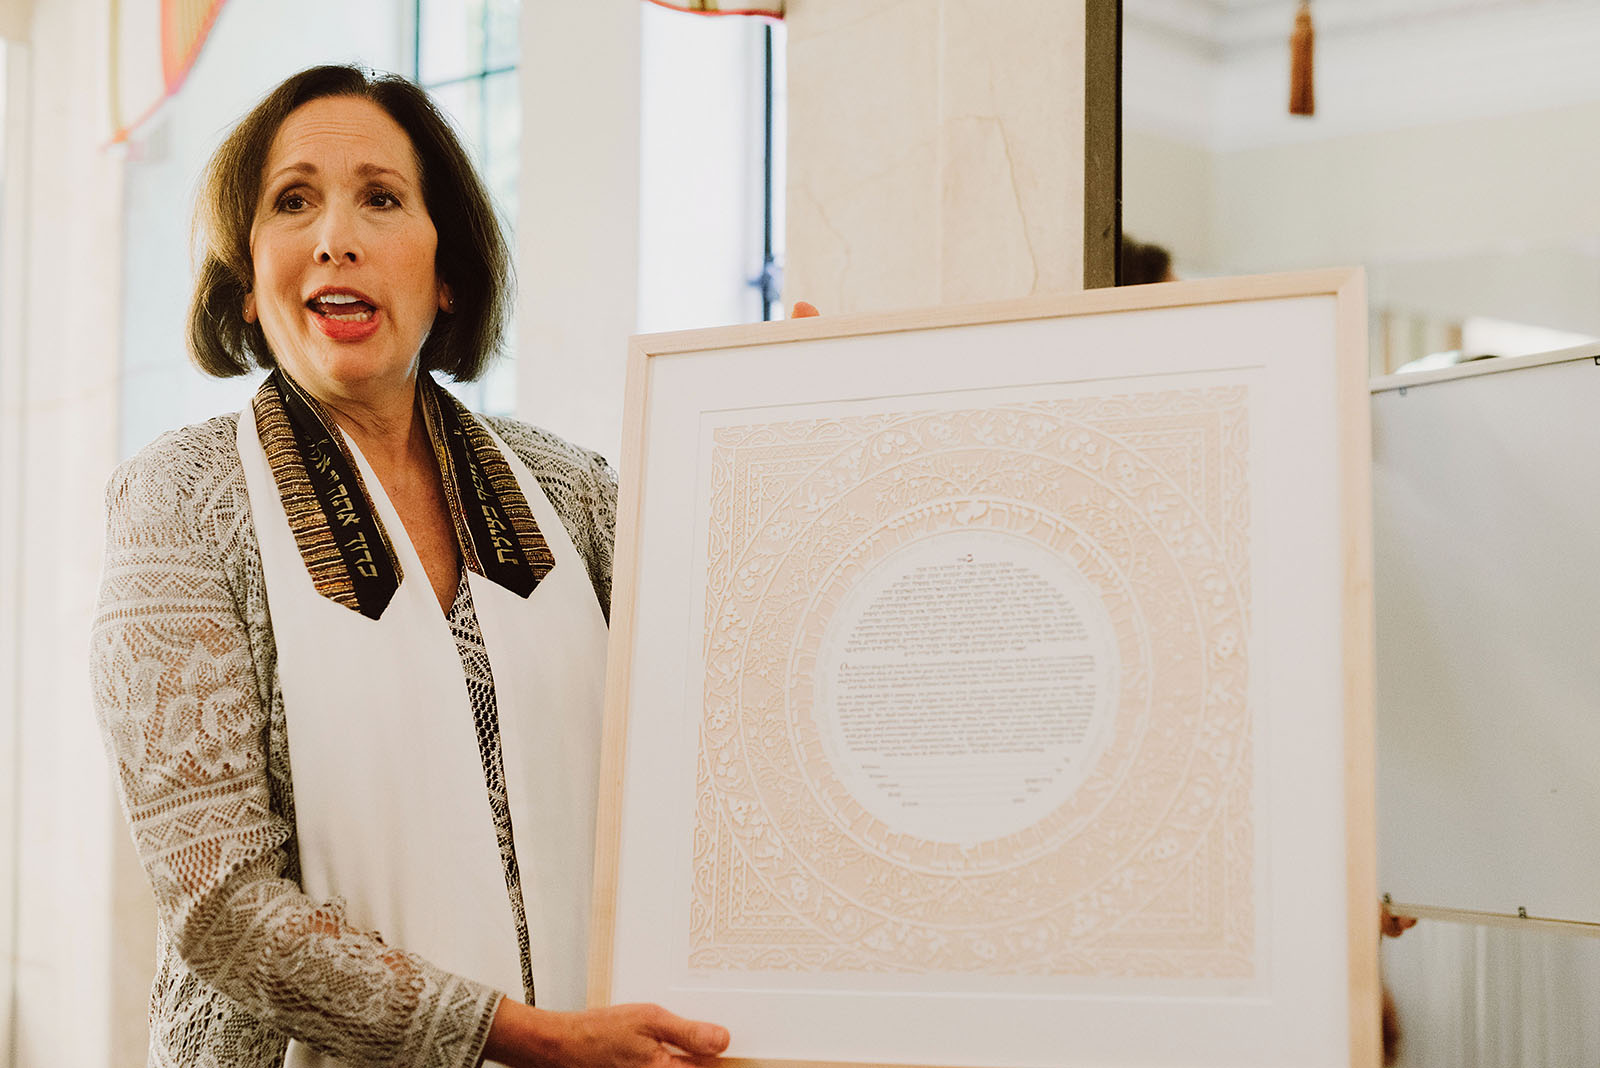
[753,22,784,322]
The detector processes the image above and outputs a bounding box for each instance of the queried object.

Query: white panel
[1373,351,1600,923]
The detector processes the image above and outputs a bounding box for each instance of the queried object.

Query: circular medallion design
[811,529,1120,847]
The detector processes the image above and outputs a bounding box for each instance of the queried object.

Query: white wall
[1209,102,1600,276]
[1121,127,1213,273]
[1208,0,1600,154]
[1124,1,1600,355]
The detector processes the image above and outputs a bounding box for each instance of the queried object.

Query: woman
[91,65,729,1068]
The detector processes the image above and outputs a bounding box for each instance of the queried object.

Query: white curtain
[1383,919,1600,1067]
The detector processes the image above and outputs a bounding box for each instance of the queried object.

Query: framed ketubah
[589,270,1379,1068]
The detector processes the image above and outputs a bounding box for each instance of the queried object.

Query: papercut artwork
[691,383,1255,979]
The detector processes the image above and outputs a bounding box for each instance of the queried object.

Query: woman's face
[246,95,450,405]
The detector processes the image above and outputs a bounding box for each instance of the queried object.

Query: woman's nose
[313,207,362,264]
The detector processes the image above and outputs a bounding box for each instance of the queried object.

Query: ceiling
[1127,0,1557,53]
[1123,0,1600,151]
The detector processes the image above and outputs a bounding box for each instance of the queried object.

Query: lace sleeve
[575,451,618,622]
[488,417,618,623]
[89,440,502,1068]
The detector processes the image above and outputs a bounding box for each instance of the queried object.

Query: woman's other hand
[485,999,730,1068]
[1380,900,1417,939]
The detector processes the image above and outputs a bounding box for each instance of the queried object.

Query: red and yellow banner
[162,0,226,88]
[645,0,783,16]
[111,0,228,141]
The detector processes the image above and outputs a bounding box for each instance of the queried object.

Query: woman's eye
[368,190,400,208]
[277,192,308,212]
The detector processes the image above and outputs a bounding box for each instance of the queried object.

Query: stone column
[784,0,1113,315]
[2,5,133,1064]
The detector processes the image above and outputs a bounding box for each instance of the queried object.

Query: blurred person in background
[1118,235,1176,286]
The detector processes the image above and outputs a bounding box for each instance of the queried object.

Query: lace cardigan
[90,412,616,1068]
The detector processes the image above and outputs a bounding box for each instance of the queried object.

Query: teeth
[325,311,374,322]
[319,293,363,304]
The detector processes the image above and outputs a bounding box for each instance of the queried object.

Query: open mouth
[307,292,378,322]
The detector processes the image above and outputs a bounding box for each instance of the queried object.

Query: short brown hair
[188,65,511,381]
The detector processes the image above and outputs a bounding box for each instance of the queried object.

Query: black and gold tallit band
[254,371,402,619]
[253,370,554,619]
[423,383,555,598]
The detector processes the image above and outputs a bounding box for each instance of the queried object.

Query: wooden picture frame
[590,270,1378,1068]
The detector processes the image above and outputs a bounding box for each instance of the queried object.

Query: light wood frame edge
[1334,272,1382,1068]
[1369,341,1600,394]
[626,268,1363,360]
[587,338,655,1007]
[588,268,1380,1068]
[1384,902,1600,938]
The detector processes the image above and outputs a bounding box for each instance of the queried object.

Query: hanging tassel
[1289,0,1315,116]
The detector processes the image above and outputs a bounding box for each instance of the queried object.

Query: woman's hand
[484,998,730,1068]
[1380,900,1417,939]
